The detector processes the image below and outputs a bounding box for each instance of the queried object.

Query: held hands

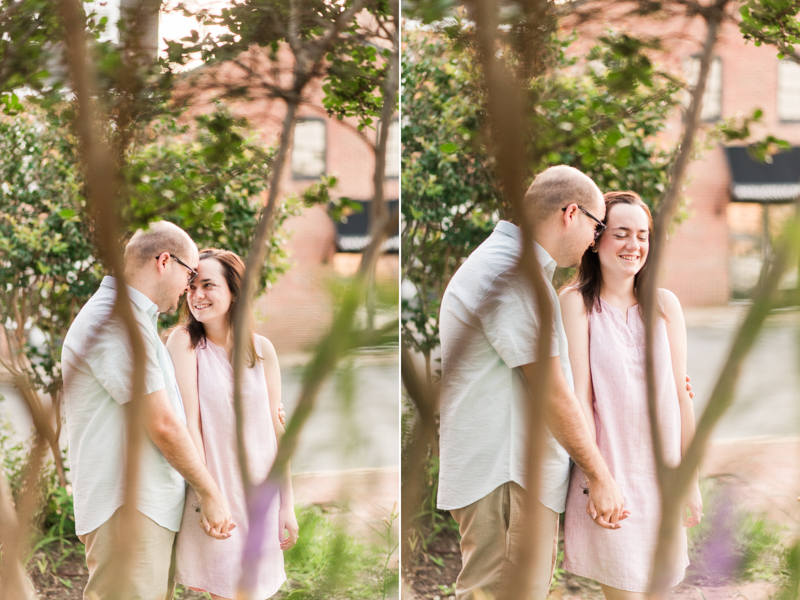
[585,474,630,530]
[684,481,703,528]
[279,505,299,551]
[198,491,236,540]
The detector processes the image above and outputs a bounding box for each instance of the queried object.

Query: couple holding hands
[63,221,296,600]
[438,165,703,599]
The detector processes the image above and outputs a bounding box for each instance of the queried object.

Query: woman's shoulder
[558,284,580,301]
[256,334,278,360]
[165,325,194,351]
[558,285,588,314]
[657,288,681,311]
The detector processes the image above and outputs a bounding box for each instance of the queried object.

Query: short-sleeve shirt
[437,221,573,513]
[63,276,187,535]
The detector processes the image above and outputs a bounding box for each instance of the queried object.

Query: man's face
[564,195,606,267]
[158,245,199,313]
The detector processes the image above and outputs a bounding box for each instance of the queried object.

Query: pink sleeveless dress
[175,336,286,599]
[563,298,689,592]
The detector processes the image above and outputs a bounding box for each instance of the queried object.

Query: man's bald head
[524,165,604,222]
[124,221,196,268]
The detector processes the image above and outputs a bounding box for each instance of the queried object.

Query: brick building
[229,74,399,353]
[572,7,800,306]
[172,45,399,353]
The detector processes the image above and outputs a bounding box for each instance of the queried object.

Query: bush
[279,504,398,600]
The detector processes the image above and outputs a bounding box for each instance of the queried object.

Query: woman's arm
[661,288,703,527]
[558,287,596,442]
[260,335,299,550]
[166,328,205,463]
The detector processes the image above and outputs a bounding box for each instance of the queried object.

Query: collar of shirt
[494,220,558,282]
[100,276,160,328]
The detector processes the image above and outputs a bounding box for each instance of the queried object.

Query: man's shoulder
[64,285,154,357]
[447,232,522,296]
[65,289,114,342]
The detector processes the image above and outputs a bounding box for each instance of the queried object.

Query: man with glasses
[63,221,234,600]
[438,165,627,600]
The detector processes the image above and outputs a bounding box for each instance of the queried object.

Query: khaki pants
[450,482,559,600]
[79,507,177,600]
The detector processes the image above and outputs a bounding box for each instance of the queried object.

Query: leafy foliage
[278,505,398,600]
[0,111,100,393]
[0,0,64,112]
[739,0,800,62]
[0,103,303,395]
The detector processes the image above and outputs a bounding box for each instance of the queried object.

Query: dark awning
[724,146,800,202]
[333,199,399,253]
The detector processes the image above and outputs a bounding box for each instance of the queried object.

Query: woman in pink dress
[166,248,299,600]
[559,191,703,597]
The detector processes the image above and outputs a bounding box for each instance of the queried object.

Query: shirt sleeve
[476,268,560,369]
[86,316,166,405]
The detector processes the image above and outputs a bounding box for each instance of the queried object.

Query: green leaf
[439,142,458,154]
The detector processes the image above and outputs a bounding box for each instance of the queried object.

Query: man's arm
[133,389,234,539]
[520,357,628,528]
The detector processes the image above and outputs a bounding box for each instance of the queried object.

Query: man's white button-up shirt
[63,276,187,535]
[437,221,573,513]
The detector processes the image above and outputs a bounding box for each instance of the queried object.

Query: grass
[276,504,398,599]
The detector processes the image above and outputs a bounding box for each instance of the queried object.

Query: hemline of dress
[561,558,688,594]
[175,573,287,600]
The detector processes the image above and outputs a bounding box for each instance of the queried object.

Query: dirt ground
[402,528,779,600]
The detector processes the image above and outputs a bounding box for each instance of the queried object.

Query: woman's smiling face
[187,258,233,324]
[597,202,651,278]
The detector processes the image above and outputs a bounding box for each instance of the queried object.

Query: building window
[684,56,722,121]
[292,119,326,179]
[778,59,800,121]
[382,118,399,178]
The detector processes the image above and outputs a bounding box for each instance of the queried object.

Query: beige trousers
[450,482,559,600]
[79,507,177,600]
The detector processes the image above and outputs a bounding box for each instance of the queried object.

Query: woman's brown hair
[173,248,262,367]
[571,191,661,316]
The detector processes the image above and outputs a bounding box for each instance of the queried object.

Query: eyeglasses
[155,254,198,284]
[562,205,607,239]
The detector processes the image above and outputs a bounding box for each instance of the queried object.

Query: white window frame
[381,117,399,179]
[778,59,800,122]
[292,118,327,179]
[684,55,722,122]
